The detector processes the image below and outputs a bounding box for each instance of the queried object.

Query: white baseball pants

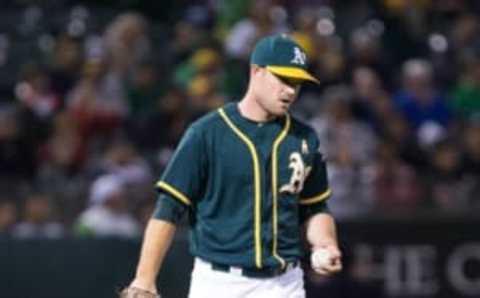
[188,258,306,298]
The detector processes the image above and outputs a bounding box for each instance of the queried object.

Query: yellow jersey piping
[156,181,192,206]
[299,188,332,205]
[218,108,263,268]
[271,114,290,268]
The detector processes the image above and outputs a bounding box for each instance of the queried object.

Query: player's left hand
[310,245,342,276]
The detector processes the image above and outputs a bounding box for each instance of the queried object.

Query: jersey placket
[218,108,264,269]
[254,115,291,270]
[218,107,291,270]
[270,115,290,269]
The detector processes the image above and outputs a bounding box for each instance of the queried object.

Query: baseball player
[121,34,342,298]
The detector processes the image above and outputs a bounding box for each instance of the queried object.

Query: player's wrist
[130,279,158,294]
[311,241,337,250]
[120,285,160,298]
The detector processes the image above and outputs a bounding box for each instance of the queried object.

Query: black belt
[210,261,300,278]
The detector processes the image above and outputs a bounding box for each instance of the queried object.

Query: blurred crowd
[1,0,480,240]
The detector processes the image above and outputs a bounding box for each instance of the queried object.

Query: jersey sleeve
[299,137,332,221]
[155,125,206,207]
[152,193,188,224]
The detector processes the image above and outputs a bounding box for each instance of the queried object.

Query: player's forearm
[305,212,338,249]
[131,218,177,292]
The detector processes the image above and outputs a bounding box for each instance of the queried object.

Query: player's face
[254,67,302,116]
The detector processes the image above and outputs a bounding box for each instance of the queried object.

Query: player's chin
[274,103,290,114]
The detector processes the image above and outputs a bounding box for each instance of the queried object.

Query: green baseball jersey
[155,102,331,270]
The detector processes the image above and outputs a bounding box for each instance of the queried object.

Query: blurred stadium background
[1,0,480,297]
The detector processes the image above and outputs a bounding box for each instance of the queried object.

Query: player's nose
[284,84,297,96]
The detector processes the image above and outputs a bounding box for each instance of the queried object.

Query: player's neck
[238,94,275,123]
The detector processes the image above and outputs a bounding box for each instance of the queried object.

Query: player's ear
[250,64,263,77]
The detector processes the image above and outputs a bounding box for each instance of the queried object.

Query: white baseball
[311,248,332,268]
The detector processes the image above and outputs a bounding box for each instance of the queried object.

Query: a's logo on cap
[291,47,307,65]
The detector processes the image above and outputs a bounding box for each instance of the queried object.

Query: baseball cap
[250,34,319,84]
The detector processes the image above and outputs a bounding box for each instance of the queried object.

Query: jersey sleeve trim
[299,188,331,205]
[156,181,192,206]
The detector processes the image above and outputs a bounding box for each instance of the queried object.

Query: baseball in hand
[311,248,332,268]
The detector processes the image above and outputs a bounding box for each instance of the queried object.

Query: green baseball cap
[250,34,319,84]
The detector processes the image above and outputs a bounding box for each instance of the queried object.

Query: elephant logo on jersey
[279,143,312,195]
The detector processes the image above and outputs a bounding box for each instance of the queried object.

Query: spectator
[186,73,226,117]
[450,46,480,119]
[0,105,37,184]
[290,7,320,65]
[291,8,347,91]
[346,27,392,88]
[310,85,377,165]
[35,112,89,224]
[103,12,151,77]
[127,61,164,119]
[450,14,480,52]
[91,140,153,203]
[74,174,141,238]
[0,200,17,236]
[381,112,428,170]
[213,0,251,40]
[325,143,374,220]
[310,85,377,219]
[15,63,60,120]
[127,86,191,155]
[169,8,211,64]
[48,34,83,104]
[66,57,128,144]
[460,120,480,209]
[12,193,64,239]
[225,0,288,61]
[424,140,472,213]
[462,120,480,175]
[350,67,394,134]
[369,141,422,214]
[393,59,452,135]
[174,47,223,91]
